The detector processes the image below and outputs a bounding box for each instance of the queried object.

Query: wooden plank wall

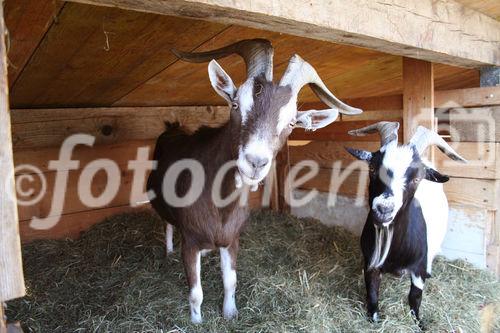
[12,106,263,242]
[436,87,500,275]
[289,89,500,275]
[0,2,25,305]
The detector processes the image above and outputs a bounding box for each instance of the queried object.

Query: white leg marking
[200,249,212,257]
[165,223,174,254]
[220,247,238,320]
[411,273,424,290]
[189,251,203,324]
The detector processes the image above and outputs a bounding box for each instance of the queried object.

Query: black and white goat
[346,121,466,322]
[147,39,362,323]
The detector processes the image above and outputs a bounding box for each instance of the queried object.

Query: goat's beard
[368,225,394,270]
[234,170,259,192]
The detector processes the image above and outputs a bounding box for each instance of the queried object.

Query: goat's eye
[232,102,239,109]
[413,178,421,184]
[289,119,296,128]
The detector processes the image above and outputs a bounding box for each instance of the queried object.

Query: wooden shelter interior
[1,2,500,326]
[4,0,500,259]
[6,1,483,109]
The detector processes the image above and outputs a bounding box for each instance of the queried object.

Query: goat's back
[147,124,248,248]
[414,178,448,274]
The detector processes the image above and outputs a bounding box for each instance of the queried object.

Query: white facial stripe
[277,96,297,133]
[372,145,415,222]
[244,135,273,159]
[237,135,273,185]
[237,79,254,124]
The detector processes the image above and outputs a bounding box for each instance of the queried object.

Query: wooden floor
[6,0,479,109]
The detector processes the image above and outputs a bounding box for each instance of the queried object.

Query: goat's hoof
[368,311,380,323]
[223,307,239,321]
[190,313,202,324]
[410,310,425,330]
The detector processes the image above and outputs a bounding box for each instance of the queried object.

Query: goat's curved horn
[409,126,467,162]
[172,38,273,81]
[279,55,362,115]
[348,121,400,147]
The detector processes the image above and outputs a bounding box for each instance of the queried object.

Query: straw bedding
[6,210,500,332]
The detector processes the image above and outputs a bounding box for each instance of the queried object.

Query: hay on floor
[6,210,500,333]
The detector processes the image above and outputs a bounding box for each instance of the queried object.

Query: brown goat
[147,39,362,323]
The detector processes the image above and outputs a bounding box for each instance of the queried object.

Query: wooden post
[0,303,5,333]
[273,141,291,213]
[403,57,435,141]
[403,57,435,161]
[0,0,25,305]
[481,67,500,277]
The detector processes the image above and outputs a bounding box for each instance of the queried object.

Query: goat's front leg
[182,242,203,323]
[165,223,174,254]
[364,268,381,322]
[220,238,239,320]
[409,273,425,321]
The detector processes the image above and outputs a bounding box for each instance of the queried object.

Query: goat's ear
[345,147,372,162]
[208,60,236,103]
[295,109,339,131]
[424,167,449,183]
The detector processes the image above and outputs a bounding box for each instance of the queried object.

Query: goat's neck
[392,197,417,233]
[203,122,240,183]
[216,121,240,159]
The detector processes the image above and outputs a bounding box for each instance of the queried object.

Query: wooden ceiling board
[434,64,480,91]
[455,0,500,20]
[115,25,401,106]
[7,2,480,109]
[10,3,227,108]
[4,0,64,86]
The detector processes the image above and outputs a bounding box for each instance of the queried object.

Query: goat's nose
[376,203,394,215]
[245,154,269,169]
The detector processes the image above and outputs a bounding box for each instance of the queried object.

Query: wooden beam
[65,0,500,68]
[19,205,139,242]
[290,119,403,142]
[11,106,228,150]
[435,87,500,108]
[297,168,499,210]
[19,190,263,242]
[0,303,5,333]
[403,58,434,144]
[274,142,291,213]
[290,141,500,180]
[0,2,25,302]
[340,95,403,112]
